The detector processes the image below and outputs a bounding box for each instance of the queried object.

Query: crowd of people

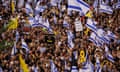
[0,0,120,72]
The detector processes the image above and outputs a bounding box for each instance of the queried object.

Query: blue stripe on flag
[68,5,82,11]
[76,0,90,8]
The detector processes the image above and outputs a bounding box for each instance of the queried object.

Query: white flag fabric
[67,30,74,49]
[21,38,29,52]
[25,2,33,14]
[71,66,78,72]
[95,57,102,72]
[105,45,115,63]
[99,4,113,14]
[68,0,90,15]
[11,42,17,55]
[86,18,97,32]
[50,60,58,72]
[16,31,20,42]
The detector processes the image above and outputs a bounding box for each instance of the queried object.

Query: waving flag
[95,57,102,72]
[89,32,102,46]
[21,39,29,52]
[25,2,33,14]
[16,31,20,42]
[107,31,117,39]
[71,66,78,72]
[11,42,17,55]
[113,2,120,9]
[105,45,115,63]
[99,4,113,14]
[67,30,74,49]
[86,18,97,32]
[68,0,90,15]
[50,60,58,72]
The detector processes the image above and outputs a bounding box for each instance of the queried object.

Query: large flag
[21,39,29,52]
[50,60,58,72]
[19,54,29,72]
[7,17,18,30]
[68,0,90,15]
[86,18,97,32]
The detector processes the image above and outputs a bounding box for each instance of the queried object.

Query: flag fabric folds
[50,60,58,72]
[16,31,20,42]
[99,4,113,14]
[95,57,102,72]
[105,45,115,63]
[11,42,17,55]
[21,39,29,52]
[7,17,18,30]
[68,0,90,15]
[86,18,97,32]
[19,54,29,72]
[67,30,74,49]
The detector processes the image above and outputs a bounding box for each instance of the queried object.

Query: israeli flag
[21,39,29,52]
[71,66,78,72]
[50,60,58,72]
[95,57,101,72]
[76,0,90,14]
[105,45,115,63]
[89,32,102,46]
[107,31,116,39]
[99,4,113,14]
[68,0,90,15]
[63,19,69,28]
[86,18,97,32]
[43,19,53,32]
[67,30,74,49]
[113,2,120,9]
[25,2,33,14]
[16,31,20,42]
[11,42,17,55]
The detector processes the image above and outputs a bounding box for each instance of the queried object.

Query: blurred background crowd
[0,0,120,72]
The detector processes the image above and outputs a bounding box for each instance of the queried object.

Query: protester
[0,0,120,72]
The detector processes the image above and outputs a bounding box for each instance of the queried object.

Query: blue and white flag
[25,2,33,14]
[89,32,102,46]
[43,19,53,32]
[50,60,58,72]
[67,30,74,49]
[63,19,69,28]
[105,45,115,63]
[99,4,113,14]
[68,0,90,15]
[11,42,17,55]
[71,66,78,72]
[95,57,101,72]
[16,31,20,42]
[113,1,120,9]
[21,38,29,52]
[86,18,97,32]
[107,31,116,39]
